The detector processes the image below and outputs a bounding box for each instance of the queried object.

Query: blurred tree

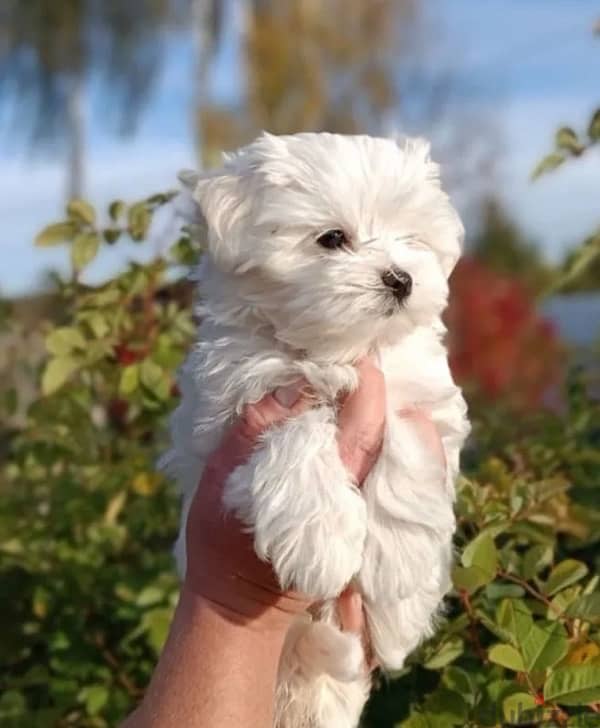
[245,0,411,134]
[0,0,179,198]
[196,0,487,164]
[472,197,555,295]
[190,0,225,160]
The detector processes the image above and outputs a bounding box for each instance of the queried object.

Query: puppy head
[183,132,463,355]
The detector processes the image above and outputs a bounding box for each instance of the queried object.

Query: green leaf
[588,108,600,141]
[485,583,525,600]
[442,667,476,701]
[461,532,498,575]
[142,607,172,654]
[476,608,514,643]
[488,644,525,672]
[424,637,464,669]
[103,228,121,244]
[136,585,164,607]
[109,200,126,221]
[71,232,100,272]
[398,715,430,728]
[494,600,568,672]
[497,599,534,647]
[455,533,498,592]
[119,364,140,395]
[146,191,177,206]
[84,311,110,338]
[552,234,600,292]
[565,593,600,622]
[520,620,568,673]
[140,359,170,400]
[41,357,80,395]
[0,690,26,718]
[67,198,96,225]
[548,586,581,620]
[521,544,553,580]
[544,665,600,706]
[169,236,202,265]
[35,221,77,246]
[555,127,583,155]
[128,202,151,241]
[452,565,490,593]
[79,684,108,716]
[423,688,469,726]
[531,152,566,180]
[544,560,589,596]
[46,326,87,356]
[502,692,537,724]
[140,359,162,386]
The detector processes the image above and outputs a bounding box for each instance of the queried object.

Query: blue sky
[1,0,599,297]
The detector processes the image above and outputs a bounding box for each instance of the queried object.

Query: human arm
[122,359,387,728]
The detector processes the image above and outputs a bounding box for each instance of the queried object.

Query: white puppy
[163,132,470,728]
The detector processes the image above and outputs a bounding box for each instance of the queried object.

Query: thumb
[337,358,386,484]
[216,381,310,470]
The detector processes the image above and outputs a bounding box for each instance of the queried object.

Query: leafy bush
[1,196,600,727]
[366,369,600,726]
[0,197,196,726]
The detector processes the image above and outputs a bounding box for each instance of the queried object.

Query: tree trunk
[66,71,85,200]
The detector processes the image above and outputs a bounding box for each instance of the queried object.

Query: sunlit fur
[163,132,471,728]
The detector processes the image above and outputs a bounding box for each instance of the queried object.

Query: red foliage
[113,343,147,366]
[446,257,563,408]
[107,398,129,429]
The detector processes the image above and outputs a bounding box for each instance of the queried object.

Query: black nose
[381,267,412,299]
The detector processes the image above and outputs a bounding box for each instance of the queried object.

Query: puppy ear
[178,167,252,271]
[394,135,442,186]
[440,221,464,277]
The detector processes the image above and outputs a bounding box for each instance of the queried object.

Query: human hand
[183,358,387,636]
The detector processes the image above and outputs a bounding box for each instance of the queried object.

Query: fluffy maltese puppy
[163,132,470,728]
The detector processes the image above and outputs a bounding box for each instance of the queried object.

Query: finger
[210,381,311,473]
[337,358,386,484]
[337,589,378,671]
[337,587,364,634]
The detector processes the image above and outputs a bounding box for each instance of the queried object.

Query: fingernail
[273,382,303,408]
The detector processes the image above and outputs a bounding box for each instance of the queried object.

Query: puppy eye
[316,229,348,250]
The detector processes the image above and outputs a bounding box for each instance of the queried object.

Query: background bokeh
[1,1,599,726]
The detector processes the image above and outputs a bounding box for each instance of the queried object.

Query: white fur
[162,132,470,727]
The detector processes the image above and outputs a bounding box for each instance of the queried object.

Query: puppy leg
[364,549,452,669]
[224,407,367,599]
[359,410,454,604]
[358,411,455,668]
[276,604,370,728]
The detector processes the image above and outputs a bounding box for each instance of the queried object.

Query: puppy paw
[296,622,365,682]
[224,408,368,600]
[267,500,367,599]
